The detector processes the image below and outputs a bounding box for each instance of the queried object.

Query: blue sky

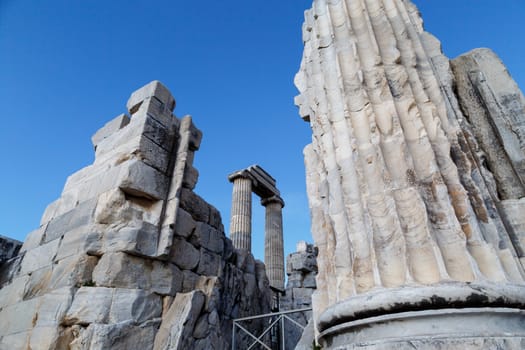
[1,0,524,262]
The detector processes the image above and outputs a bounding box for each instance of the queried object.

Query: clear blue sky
[1,0,524,262]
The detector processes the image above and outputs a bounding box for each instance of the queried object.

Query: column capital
[261,195,285,208]
[227,170,251,183]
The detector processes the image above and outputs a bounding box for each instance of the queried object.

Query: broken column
[295,0,525,348]
[228,172,253,251]
[262,195,285,291]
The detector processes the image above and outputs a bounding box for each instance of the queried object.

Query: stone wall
[0,81,272,349]
[0,235,22,265]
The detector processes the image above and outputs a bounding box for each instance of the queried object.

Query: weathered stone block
[150,260,183,295]
[127,80,176,115]
[182,165,199,190]
[196,249,222,276]
[109,289,162,323]
[49,254,98,290]
[0,275,29,309]
[64,287,113,325]
[72,320,160,350]
[208,204,223,231]
[104,222,159,257]
[19,238,60,275]
[91,113,130,149]
[170,237,200,271]
[191,222,224,254]
[0,235,22,263]
[182,270,199,293]
[20,225,46,253]
[43,198,97,244]
[55,227,102,261]
[153,290,205,350]
[179,188,210,223]
[173,208,196,239]
[118,159,168,200]
[33,287,75,327]
[0,297,40,335]
[93,252,149,290]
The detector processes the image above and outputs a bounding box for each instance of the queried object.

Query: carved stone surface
[295,0,525,348]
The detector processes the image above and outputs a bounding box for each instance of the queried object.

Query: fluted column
[262,195,285,291]
[229,175,252,251]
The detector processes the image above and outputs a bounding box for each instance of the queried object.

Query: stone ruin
[295,0,525,348]
[0,81,272,349]
[1,0,525,349]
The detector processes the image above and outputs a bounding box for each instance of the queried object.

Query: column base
[317,282,525,349]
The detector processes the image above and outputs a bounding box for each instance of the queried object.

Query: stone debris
[295,0,525,348]
[0,81,272,349]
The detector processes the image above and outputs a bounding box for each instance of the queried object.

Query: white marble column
[229,175,252,251]
[262,195,285,291]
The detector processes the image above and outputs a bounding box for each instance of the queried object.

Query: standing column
[229,174,253,251]
[262,195,285,290]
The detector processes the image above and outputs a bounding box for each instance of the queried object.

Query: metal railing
[232,307,312,350]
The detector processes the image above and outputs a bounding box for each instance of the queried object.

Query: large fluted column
[295,0,525,348]
[229,174,252,251]
[262,195,285,291]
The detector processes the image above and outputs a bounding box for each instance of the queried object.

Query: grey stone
[173,208,196,239]
[196,249,222,276]
[191,222,224,254]
[192,313,209,339]
[170,237,200,271]
[0,235,22,262]
[19,238,60,275]
[179,187,210,223]
[43,198,97,244]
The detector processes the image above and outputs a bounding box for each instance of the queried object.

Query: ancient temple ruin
[228,165,286,291]
[295,0,525,348]
[0,81,272,349]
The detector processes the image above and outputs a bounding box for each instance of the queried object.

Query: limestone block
[0,248,23,288]
[191,222,224,254]
[94,125,170,174]
[153,290,205,350]
[130,96,176,130]
[28,326,73,350]
[293,288,314,306]
[91,113,130,149]
[179,188,210,223]
[192,313,210,339]
[182,270,200,293]
[188,121,202,151]
[55,228,102,261]
[0,235,21,263]
[93,252,150,290]
[48,254,98,290]
[64,287,113,325]
[118,158,168,200]
[33,287,75,327]
[196,249,222,276]
[40,198,61,226]
[173,208,196,239]
[170,237,200,270]
[43,198,97,244]
[303,271,317,288]
[127,80,176,115]
[222,236,234,261]
[235,249,256,274]
[24,265,53,299]
[103,222,159,257]
[286,252,317,274]
[109,289,162,323]
[0,297,40,335]
[0,331,30,349]
[0,275,29,309]
[286,273,303,288]
[208,204,223,231]
[150,260,183,295]
[182,165,199,190]
[20,225,46,253]
[19,238,60,275]
[72,319,160,350]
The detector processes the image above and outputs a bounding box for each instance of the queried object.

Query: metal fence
[232,307,312,350]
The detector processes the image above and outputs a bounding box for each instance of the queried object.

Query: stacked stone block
[0,81,272,349]
[280,241,318,350]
